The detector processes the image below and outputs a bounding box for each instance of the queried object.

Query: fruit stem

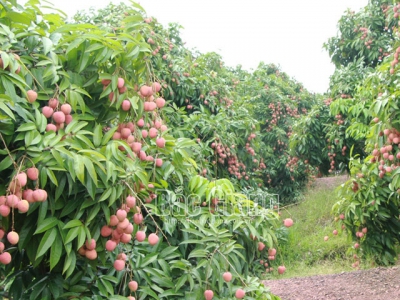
[19,59,49,97]
[0,133,18,169]
[216,249,248,287]
[123,181,171,246]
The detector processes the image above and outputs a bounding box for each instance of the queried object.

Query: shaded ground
[265,175,399,300]
[312,174,349,190]
[265,266,400,300]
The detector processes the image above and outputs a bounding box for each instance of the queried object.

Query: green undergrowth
[267,176,376,279]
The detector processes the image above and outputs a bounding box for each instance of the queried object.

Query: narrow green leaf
[0,155,13,172]
[63,220,82,230]
[16,122,36,132]
[0,102,15,120]
[63,251,76,278]
[50,231,63,270]
[36,227,58,259]
[46,168,58,186]
[77,226,86,250]
[82,156,97,186]
[101,126,117,145]
[86,205,100,224]
[64,226,79,244]
[74,155,85,184]
[100,279,114,296]
[140,253,158,268]
[34,217,58,234]
[93,123,103,148]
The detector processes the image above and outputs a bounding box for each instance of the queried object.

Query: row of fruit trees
[0,0,398,299]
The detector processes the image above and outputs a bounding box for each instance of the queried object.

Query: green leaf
[82,156,97,186]
[0,101,15,120]
[59,77,70,92]
[77,226,86,250]
[16,122,36,132]
[99,275,119,284]
[86,205,101,224]
[174,275,188,293]
[63,220,82,230]
[65,119,88,134]
[74,155,85,184]
[65,226,80,244]
[76,133,94,148]
[93,124,103,147]
[63,251,76,278]
[97,280,108,297]
[101,126,117,145]
[98,187,112,202]
[188,249,209,259]
[140,252,158,268]
[36,227,58,259]
[34,217,58,234]
[46,168,58,186]
[100,278,114,296]
[0,155,13,172]
[42,37,53,55]
[159,246,179,259]
[50,231,63,270]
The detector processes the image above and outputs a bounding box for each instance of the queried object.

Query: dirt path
[265,175,399,300]
[265,266,400,300]
[312,174,349,190]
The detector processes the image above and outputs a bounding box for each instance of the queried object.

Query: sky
[20,0,368,94]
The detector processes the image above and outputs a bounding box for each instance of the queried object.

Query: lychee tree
[332,42,400,265]
[76,3,322,205]
[320,0,400,265]
[0,1,285,299]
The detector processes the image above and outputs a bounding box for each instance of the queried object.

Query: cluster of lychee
[355,26,369,40]
[245,142,256,157]
[370,124,400,178]
[390,46,400,74]
[103,77,127,102]
[323,98,333,106]
[334,114,344,125]
[147,36,162,56]
[42,99,73,132]
[286,156,302,173]
[393,3,400,18]
[0,167,45,265]
[264,102,285,130]
[0,228,14,265]
[218,96,234,108]
[1,168,45,218]
[226,156,248,180]
[103,78,168,164]
[327,150,337,173]
[138,82,166,111]
[111,119,166,166]
[211,142,229,164]
[340,94,351,99]
[84,195,160,272]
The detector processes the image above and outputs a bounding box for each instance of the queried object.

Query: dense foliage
[292,0,400,265]
[0,0,322,299]
[3,1,397,299]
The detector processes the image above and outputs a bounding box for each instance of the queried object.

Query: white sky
[21,0,368,94]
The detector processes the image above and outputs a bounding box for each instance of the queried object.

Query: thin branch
[123,181,171,246]
[0,132,18,169]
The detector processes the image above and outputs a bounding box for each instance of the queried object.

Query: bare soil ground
[265,266,400,300]
[265,175,400,300]
[312,174,349,190]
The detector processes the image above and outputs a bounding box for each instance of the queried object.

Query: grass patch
[267,176,375,279]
